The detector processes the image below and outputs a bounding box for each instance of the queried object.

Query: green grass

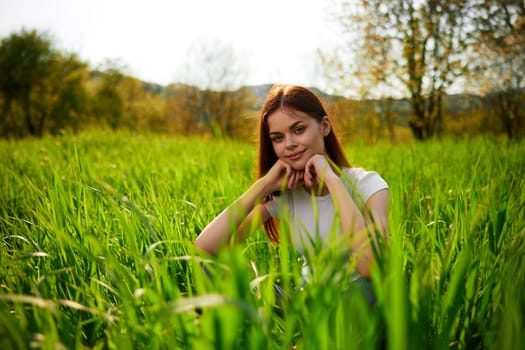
[1,131,524,349]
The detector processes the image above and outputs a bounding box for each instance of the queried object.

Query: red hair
[257,85,350,244]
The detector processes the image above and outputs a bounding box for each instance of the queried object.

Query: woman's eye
[295,126,305,134]
[271,135,283,143]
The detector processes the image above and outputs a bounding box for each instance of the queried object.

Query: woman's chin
[280,156,309,171]
[291,163,306,171]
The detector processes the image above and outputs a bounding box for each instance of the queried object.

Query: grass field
[1,131,524,349]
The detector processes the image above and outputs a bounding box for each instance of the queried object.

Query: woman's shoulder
[341,166,389,206]
[342,166,386,182]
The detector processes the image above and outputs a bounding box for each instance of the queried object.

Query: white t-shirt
[264,167,388,255]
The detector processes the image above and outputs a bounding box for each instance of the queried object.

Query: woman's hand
[262,159,305,193]
[304,154,337,189]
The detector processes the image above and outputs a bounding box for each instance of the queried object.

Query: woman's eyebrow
[269,121,304,135]
[288,121,303,130]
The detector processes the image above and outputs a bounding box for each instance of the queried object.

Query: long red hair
[257,85,350,244]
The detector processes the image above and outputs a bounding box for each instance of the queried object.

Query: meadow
[1,131,524,349]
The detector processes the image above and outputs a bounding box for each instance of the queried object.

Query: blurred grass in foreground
[0,131,524,349]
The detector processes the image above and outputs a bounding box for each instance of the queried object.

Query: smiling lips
[287,150,305,161]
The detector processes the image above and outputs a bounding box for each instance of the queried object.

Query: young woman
[195,85,389,280]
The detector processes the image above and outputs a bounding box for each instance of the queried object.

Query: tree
[35,53,89,134]
[173,38,255,138]
[0,29,55,136]
[471,1,525,138]
[166,83,205,135]
[91,61,126,130]
[324,0,475,140]
[0,29,89,137]
[118,76,167,132]
[90,59,168,132]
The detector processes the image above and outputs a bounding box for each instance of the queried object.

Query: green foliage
[0,29,55,136]
[1,26,522,142]
[0,29,54,99]
[0,29,89,137]
[324,0,525,140]
[1,132,524,349]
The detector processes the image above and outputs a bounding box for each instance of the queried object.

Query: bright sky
[0,0,341,88]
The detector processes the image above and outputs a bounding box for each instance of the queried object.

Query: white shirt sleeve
[342,167,389,208]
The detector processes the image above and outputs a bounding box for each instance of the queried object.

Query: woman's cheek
[273,144,285,160]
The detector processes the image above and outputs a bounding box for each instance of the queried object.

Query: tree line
[0,29,259,140]
[1,0,524,142]
[322,0,524,140]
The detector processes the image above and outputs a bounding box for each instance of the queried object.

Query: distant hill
[133,78,501,128]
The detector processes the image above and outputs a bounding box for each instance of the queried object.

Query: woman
[195,85,389,280]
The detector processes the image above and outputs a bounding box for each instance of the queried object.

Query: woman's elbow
[356,259,372,279]
[195,236,216,255]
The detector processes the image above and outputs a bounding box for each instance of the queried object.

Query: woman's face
[266,108,330,170]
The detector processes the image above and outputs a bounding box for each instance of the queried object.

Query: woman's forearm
[325,174,366,236]
[356,189,391,278]
[324,174,374,277]
[195,178,271,254]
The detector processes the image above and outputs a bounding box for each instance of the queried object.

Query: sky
[0,0,342,88]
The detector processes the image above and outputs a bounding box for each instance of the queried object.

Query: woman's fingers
[281,160,292,177]
[304,157,317,187]
[304,165,312,188]
[287,170,296,189]
[268,157,336,192]
[305,154,334,189]
[297,171,304,185]
[287,170,304,189]
[293,171,304,188]
[265,160,292,192]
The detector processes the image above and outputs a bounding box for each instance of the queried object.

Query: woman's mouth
[287,150,305,161]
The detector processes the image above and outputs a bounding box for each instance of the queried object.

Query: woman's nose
[285,135,297,148]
